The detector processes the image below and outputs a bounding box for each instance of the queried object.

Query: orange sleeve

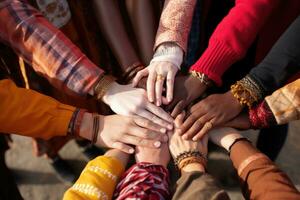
[0,79,75,139]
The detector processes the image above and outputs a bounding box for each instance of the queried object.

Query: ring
[206,121,213,129]
[156,74,165,81]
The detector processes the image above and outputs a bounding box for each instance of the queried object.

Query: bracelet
[178,156,207,171]
[174,150,207,168]
[228,137,251,155]
[190,70,213,87]
[68,109,86,137]
[91,113,100,144]
[230,76,264,108]
[94,74,116,101]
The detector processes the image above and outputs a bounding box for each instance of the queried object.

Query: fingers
[147,71,156,102]
[146,102,174,124]
[179,111,204,135]
[171,100,185,118]
[174,111,186,127]
[129,125,168,142]
[138,109,172,130]
[133,116,167,134]
[121,135,161,148]
[192,118,216,141]
[112,142,135,154]
[181,115,211,139]
[155,74,164,106]
[132,69,148,87]
[166,70,176,103]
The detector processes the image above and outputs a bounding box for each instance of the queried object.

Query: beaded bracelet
[230,76,264,108]
[94,74,116,101]
[190,70,214,87]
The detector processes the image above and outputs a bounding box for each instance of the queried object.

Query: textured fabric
[190,0,280,86]
[64,156,125,200]
[154,0,197,52]
[0,79,75,139]
[230,141,300,200]
[265,79,300,125]
[114,162,170,200]
[249,100,276,129]
[172,171,230,200]
[248,15,300,95]
[0,0,103,96]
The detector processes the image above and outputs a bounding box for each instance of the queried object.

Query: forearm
[0,79,75,139]
[155,0,197,52]
[0,0,103,96]
[92,0,140,72]
[190,0,279,86]
[249,16,300,95]
[230,141,300,200]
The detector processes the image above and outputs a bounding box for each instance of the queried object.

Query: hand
[224,113,251,130]
[168,112,208,160]
[180,91,243,141]
[135,142,170,167]
[165,75,207,118]
[79,113,169,154]
[209,127,244,151]
[102,82,173,129]
[132,61,178,106]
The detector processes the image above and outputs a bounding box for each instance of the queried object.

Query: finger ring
[206,121,213,129]
[156,74,165,81]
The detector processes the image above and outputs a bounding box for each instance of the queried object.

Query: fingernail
[149,97,153,102]
[156,102,160,106]
[160,128,167,133]
[192,137,197,141]
[129,149,134,154]
[167,97,172,102]
[163,135,169,142]
[154,141,161,148]
[167,124,173,130]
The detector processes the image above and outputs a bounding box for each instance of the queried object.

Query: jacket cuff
[190,39,239,86]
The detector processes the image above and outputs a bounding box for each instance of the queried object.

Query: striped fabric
[114,162,170,200]
[0,0,103,96]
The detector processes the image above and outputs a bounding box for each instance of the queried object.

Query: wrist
[187,75,208,99]
[105,149,129,168]
[78,112,93,140]
[224,90,244,111]
[102,82,120,105]
[94,75,116,102]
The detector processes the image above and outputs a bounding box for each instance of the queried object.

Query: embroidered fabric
[249,100,276,129]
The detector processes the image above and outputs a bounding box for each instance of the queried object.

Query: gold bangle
[94,75,116,101]
[178,156,207,171]
[230,76,264,108]
[190,70,213,87]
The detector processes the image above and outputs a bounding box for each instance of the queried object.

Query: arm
[0,79,75,139]
[0,0,103,96]
[248,16,300,95]
[64,149,129,200]
[210,128,300,200]
[249,79,300,128]
[231,140,300,200]
[190,0,279,86]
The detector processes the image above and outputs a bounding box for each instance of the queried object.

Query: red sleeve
[190,0,279,86]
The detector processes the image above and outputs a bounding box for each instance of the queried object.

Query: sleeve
[0,0,104,96]
[248,16,300,95]
[0,79,75,139]
[190,0,279,86]
[114,162,170,200]
[249,79,300,128]
[154,0,197,52]
[64,156,125,200]
[230,140,300,200]
[172,171,230,200]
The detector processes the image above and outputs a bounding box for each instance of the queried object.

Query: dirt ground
[5,120,300,200]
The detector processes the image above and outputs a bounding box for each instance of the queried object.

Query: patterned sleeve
[114,162,170,200]
[0,0,104,96]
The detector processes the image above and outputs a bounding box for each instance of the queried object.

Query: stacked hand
[179,91,244,141]
[102,82,173,129]
[132,61,178,106]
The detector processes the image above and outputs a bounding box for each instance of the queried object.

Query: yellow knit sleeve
[63,156,125,200]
